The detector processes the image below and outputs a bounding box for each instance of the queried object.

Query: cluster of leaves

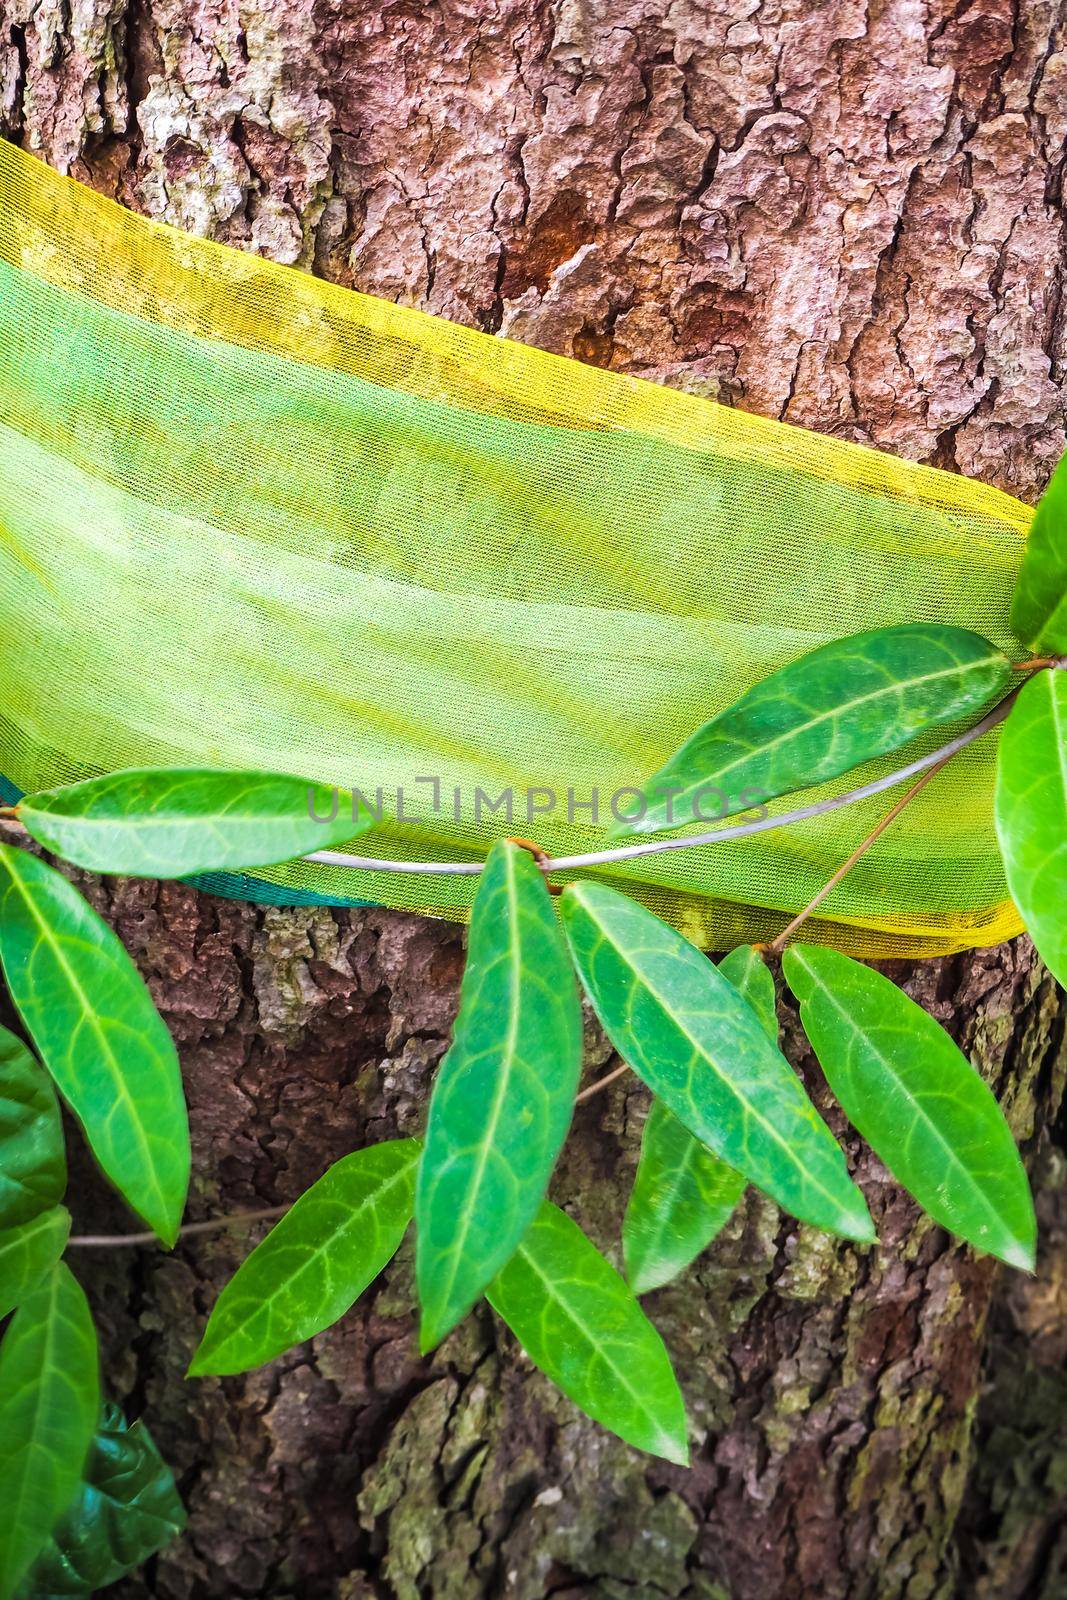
[0,463,1063,1588]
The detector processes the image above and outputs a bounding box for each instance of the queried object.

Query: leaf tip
[997,1235,1036,1273]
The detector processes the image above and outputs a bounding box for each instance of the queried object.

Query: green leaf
[0,1026,66,1229]
[622,947,776,1294]
[16,1403,185,1597]
[189,1139,419,1376]
[416,841,582,1350]
[716,944,778,1040]
[0,1208,71,1321]
[0,846,189,1246]
[561,883,874,1242]
[0,1264,100,1600]
[784,944,1035,1270]
[623,1104,744,1294]
[1010,454,1067,651]
[486,1201,688,1464]
[20,767,375,878]
[610,624,1011,837]
[995,669,1067,988]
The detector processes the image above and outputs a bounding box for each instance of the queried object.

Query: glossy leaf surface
[20,767,374,878]
[1011,454,1067,651]
[623,946,776,1294]
[561,883,873,1242]
[416,841,582,1350]
[0,1025,66,1229]
[190,1139,419,1375]
[785,944,1035,1269]
[0,1207,71,1321]
[995,669,1067,988]
[611,624,1011,836]
[16,1403,185,1597]
[0,845,189,1245]
[0,1264,99,1600]
[487,1201,688,1463]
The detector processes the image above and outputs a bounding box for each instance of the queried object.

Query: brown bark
[2,2,1066,1596]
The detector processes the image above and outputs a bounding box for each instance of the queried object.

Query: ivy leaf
[610,624,1011,837]
[623,946,776,1294]
[416,841,582,1351]
[0,846,189,1246]
[717,944,778,1039]
[994,669,1067,988]
[486,1201,688,1464]
[189,1139,420,1376]
[784,944,1035,1270]
[0,1207,71,1321]
[15,1403,185,1597]
[0,1264,100,1600]
[0,1026,66,1229]
[1010,454,1067,651]
[561,884,874,1243]
[19,767,375,879]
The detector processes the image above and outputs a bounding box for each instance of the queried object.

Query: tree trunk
[3,3,1066,1596]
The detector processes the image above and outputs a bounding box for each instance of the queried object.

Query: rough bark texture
[2,2,1066,1596]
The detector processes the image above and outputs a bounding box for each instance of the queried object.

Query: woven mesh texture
[0,142,1032,955]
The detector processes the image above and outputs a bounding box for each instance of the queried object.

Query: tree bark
[2,2,1066,1596]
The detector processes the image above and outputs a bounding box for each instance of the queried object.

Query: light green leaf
[610,624,1011,837]
[189,1139,419,1376]
[623,1104,744,1294]
[487,1201,688,1464]
[0,1264,100,1600]
[1011,454,1067,651]
[0,846,189,1246]
[623,947,776,1294]
[717,944,778,1040]
[784,944,1035,1270]
[0,1207,71,1321]
[995,669,1067,988]
[561,883,874,1242]
[416,841,582,1350]
[16,1402,185,1597]
[19,767,375,878]
[0,1026,66,1229]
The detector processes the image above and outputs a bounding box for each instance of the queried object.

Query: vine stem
[306,690,1020,879]
[67,1204,287,1248]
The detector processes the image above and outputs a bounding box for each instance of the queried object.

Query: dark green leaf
[623,1104,744,1294]
[1010,454,1067,651]
[0,1208,71,1321]
[0,846,188,1246]
[0,1026,66,1228]
[416,841,582,1350]
[487,1201,688,1463]
[190,1139,419,1376]
[784,944,1035,1269]
[622,947,775,1293]
[995,669,1067,988]
[20,767,375,878]
[0,1265,99,1600]
[561,884,874,1242]
[610,624,1011,837]
[16,1403,185,1597]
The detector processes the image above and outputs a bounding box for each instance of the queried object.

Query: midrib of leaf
[508,1235,675,1453]
[6,1272,65,1553]
[584,901,847,1217]
[430,846,526,1314]
[794,958,1009,1239]
[664,649,1000,808]
[0,861,165,1225]
[1048,673,1067,811]
[641,1139,700,1257]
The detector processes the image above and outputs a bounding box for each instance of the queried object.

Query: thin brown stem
[67,1203,288,1248]
[766,760,949,956]
[574,1062,630,1105]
